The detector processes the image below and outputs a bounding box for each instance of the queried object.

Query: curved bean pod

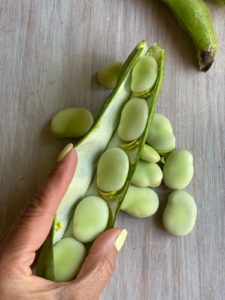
[162,0,217,71]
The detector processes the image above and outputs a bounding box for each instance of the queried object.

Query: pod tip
[198,50,215,72]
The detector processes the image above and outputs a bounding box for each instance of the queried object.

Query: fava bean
[163,191,197,236]
[121,185,159,218]
[73,196,109,243]
[132,161,163,187]
[98,62,123,89]
[141,144,160,163]
[163,150,194,189]
[131,56,158,96]
[147,113,176,154]
[97,147,129,192]
[53,237,86,281]
[118,98,148,142]
[50,108,94,138]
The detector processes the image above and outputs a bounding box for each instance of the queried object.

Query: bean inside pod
[118,98,149,142]
[73,196,109,243]
[131,55,158,96]
[97,147,129,193]
[53,237,86,281]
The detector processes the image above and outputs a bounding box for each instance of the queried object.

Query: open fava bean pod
[36,40,165,281]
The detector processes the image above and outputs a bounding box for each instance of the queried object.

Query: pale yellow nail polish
[57,143,74,162]
[115,229,128,252]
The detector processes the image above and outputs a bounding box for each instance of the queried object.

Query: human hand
[0,146,128,300]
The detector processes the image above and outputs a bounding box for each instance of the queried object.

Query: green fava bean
[163,191,197,236]
[98,62,123,89]
[118,98,148,142]
[147,113,176,154]
[132,161,163,187]
[163,150,194,190]
[73,196,109,243]
[131,56,158,96]
[121,185,159,218]
[53,237,86,281]
[50,108,94,138]
[141,144,160,163]
[97,147,129,192]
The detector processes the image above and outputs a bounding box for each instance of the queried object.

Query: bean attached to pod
[131,55,158,96]
[97,147,129,192]
[132,161,163,187]
[98,62,123,89]
[163,191,197,236]
[140,144,160,163]
[50,108,94,138]
[53,237,86,281]
[121,185,159,218]
[118,98,149,142]
[163,150,194,190]
[73,196,109,243]
[147,113,176,154]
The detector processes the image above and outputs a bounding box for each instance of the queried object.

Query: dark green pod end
[198,49,215,72]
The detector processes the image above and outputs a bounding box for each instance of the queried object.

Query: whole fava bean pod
[131,161,163,187]
[121,185,159,218]
[73,196,109,243]
[146,113,176,154]
[162,0,217,71]
[53,237,86,281]
[131,56,158,96]
[163,191,197,236]
[50,108,94,138]
[140,144,160,163]
[118,98,149,142]
[97,147,129,192]
[163,150,194,190]
[97,62,123,89]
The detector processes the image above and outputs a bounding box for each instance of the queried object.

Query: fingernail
[115,229,128,252]
[57,143,74,162]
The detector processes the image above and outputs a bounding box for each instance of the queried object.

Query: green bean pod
[162,0,217,71]
[37,41,165,282]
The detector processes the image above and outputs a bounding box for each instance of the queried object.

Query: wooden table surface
[1,1,225,299]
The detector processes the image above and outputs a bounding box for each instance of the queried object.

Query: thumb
[69,228,128,300]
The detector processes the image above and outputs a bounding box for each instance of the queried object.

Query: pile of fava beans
[50,58,197,281]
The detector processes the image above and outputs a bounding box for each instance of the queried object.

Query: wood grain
[0,1,225,299]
